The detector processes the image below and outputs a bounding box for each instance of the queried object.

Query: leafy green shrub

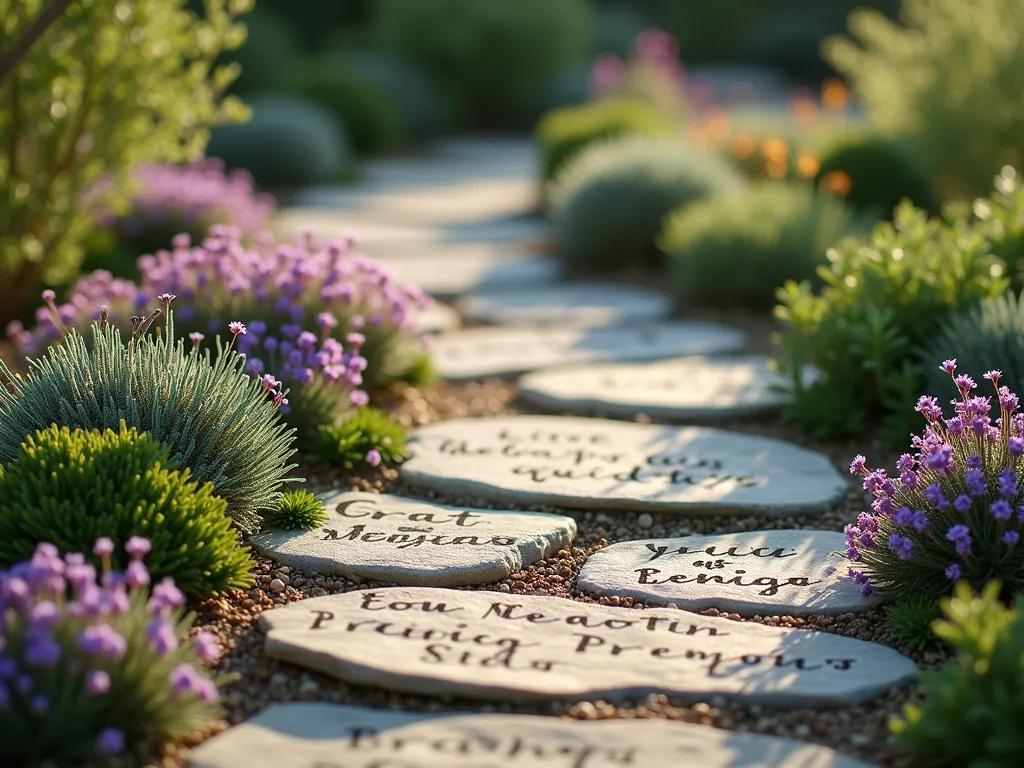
[846,361,1024,604]
[222,6,298,95]
[886,597,943,650]
[661,181,872,308]
[891,581,1024,765]
[815,133,936,216]
[536,98,674,185]
[826,0,1024,201]
[0,311,297,535]
[0,424,252,597]
[949,166,1024,287]
[0,0,248,328]
[375,0,590,125]
[0,539,223,763]
[282,59,405,154]
[206,96,351,188]
[924,290,1024,398]
[775,201,1008,439]
[313,407,408,470]
[550,135,743,273]
[344,51,452,140]
[264,490,327,531]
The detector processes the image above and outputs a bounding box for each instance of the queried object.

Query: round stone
[401,416,847,516]
[431,322,746,380]
[577,530,877,616]
[458,283,673,327]
[519,355,819,421]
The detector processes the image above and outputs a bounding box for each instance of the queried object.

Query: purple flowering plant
[11,229,433,445]
[0,538,222,764]
[846,360,1024,603]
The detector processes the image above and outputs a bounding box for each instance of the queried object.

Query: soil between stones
[127,363,936,768]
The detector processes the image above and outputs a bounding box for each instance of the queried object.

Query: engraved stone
[251,492,576,586]
[459,283,672,327]
[519,355,817,420]
[401,416,846,516]
[259,587,916,706]
[432,322,745,379]
[189,702,878,768]
[577,531,876,616]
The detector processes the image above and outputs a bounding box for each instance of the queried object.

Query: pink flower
[366,449,382,467]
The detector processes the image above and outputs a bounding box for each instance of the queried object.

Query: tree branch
[0,0,77,87]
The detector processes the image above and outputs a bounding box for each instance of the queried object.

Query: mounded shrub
[222,7,299,95]
[815,133,936,216]
[550,135,743,273]
[846,361,1024,604]
[826,0,1024,201]
[891,581,1024,765]
[661,182,873,308]
[536,98,675,185]
[282,59,405,154]
[206,96,350,188]
[344,51,452,140]
[375,0,591,125]
[0,310,298,535]
[0,539,224,763]
[923,290,1024,397]
[775,198,1008,440]
[0,424,252,597]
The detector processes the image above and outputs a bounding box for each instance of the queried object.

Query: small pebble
[269,578,286,592]
[637,513,654,529]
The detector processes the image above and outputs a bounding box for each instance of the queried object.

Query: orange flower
[796,152,820,179]
[762,136,789,163]
[820,170,853,196]
[822,78,849,111]
[731,134,756,159]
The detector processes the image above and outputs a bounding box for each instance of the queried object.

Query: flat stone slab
[374,248,562,299]
[519,356,813,421]
[432,322,746,379]
[259,587,915,706]
[578,531,875,616]
[189,702,877,768]
[250,491,576,586]
[413,302,460,334]
[459,284,673,327]
[402,416,846,516]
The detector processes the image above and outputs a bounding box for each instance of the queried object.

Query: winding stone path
[459,283,673,327]
[401,416,847,516]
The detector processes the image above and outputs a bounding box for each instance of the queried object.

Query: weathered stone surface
[250,492,576,586]
[189,702,878,768]
[259,587,915,706]
[432,322,746,379]
[402,416,846,516]
[577,531,875,616]
[459,283,672,327]
[374,248,562,299]
[413,302,460,334]
[519,355,816,420]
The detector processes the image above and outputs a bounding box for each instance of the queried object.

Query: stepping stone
[259,587,915,705]
[459,283,672,327]
[250,491,576,587]
[189,701,877,768]
[445,215,548,244]
[577,531,875,616]
[413,302,460,334]
[433,321,745,379]
[402,416,846,516]
[519,356,815,421]
[373,247,562,300]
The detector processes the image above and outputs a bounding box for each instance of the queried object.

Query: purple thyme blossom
[193,632,220,662]
[991,500,1013,520]
[86,670,111,695]
[954,374,977,396]
[999,468,1018,499]
[925,483,951,511]
[915,395,942,422]
[125,536,151,560]
[945,563,962,581]
[96,727,126,756]
[1011,437,1024,456]
[93,538,115,558]
[894,507,915,527]
[76,625,128,661]
[147,618,178,655]
[954,494,973,512]
[941,359,957,375]
[946,524,972,556]
[911,510,931,532]
[965,467,988,496]
[1005,530,1020,547]
[366,449,382,467]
